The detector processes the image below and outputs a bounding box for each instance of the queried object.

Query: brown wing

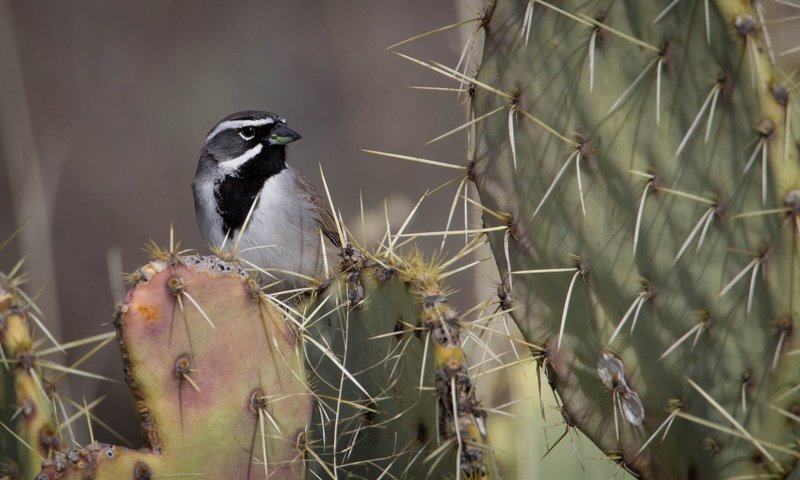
[292,169,342,248]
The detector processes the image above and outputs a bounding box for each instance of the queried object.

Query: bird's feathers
[193,111,337,287]
[291,170,341,248]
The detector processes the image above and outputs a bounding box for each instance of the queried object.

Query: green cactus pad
[302,247,497,479]
[468,0,800,477]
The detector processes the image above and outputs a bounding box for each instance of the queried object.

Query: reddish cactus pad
[39,256,311,479]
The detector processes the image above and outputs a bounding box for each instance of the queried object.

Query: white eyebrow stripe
[205,118,276,142]
[218,143,263,175]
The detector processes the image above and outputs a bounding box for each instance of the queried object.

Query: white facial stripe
[218,143,263,175]
[206,118,277,142]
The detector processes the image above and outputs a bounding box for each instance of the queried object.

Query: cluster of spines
[419,276,491,476]
[299,241,498,479]
[1,271,56,479]
[0,261,124,480]
[1,264,117,480]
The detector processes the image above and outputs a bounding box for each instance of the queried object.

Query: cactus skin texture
[0,274,58,479]
[303,248,497,479]
[470,0,800,477]
[38,255,311,479]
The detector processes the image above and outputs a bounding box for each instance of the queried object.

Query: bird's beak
[267,124,302,145]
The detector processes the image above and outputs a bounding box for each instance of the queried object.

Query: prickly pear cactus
[304,248,497,479]
[38,254,312,479]
[25,239,496,479]
[467,0,800,477]
[0,271,59,479]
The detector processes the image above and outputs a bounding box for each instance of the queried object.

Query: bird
[192,110,341,289]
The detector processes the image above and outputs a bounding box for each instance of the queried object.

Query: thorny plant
[4,1,800,479]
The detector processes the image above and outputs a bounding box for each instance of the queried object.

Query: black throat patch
[213,145,287,235]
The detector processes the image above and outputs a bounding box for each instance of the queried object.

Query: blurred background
[1,1,797,478]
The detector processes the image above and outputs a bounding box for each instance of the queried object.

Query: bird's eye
[239,127,255,140]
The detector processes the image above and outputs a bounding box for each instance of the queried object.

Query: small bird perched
[192,110,340,288]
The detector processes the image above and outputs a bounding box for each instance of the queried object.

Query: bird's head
[201,111,301,173]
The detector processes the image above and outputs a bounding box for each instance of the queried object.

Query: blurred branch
[0,0,62,341]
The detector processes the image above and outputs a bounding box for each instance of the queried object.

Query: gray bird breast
[194,166,335,288]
